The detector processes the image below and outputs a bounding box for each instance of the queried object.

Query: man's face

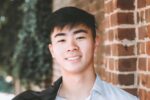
[49,24,98,74]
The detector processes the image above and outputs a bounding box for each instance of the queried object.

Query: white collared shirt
[55,75,139,100]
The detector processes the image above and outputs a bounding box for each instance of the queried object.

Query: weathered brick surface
[147,24,150,37]
[145,8,150,23]
[116,0,135,10]
[108,30,114,41]
[137,0,146,8]
[105,0,113,13]
[137,42,146,55]
[138,58,147,71]
[137,0,150,99]
[118,74,135,85]
[118,58,137,72]
[146,41,150,55]
[146,0,150,6]
[110,12,134,26]
[111,44,135,56]
[148,58,150,71]
[116,28,135,40]
[138,26,148,39]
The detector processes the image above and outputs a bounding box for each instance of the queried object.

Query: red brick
[115,28,135,40]
[95,12,104,27]
[146,74,150,88]
[112,44,135,56]
[110,13,117,26]
[103,33,107,42]
[138,58,147,71]
[137,0,146,8]
[118,58,137,72]
[105,0,113,13]
[104,45,111,55]
[146,91,150,100]
[89,1,103,13]
[139,89,147,100]
[146,24,150,38]
[137,12,140,23]
[104,58,109,69]
[116,0,135,10]
[109,73,118,85]
[137,42,146,55]
[111,44,118,56]
[109,72,113,83]
[117,12,134,25]
[139,74,147,86]
[140,74,150,90]
[146,41,150,55]
[108,58,115,70]
[111,12,134,26]
[148,58,150,71]
[137,10,145,23]
[118,74,135,85]
[106,72,111,83]
[103,16,110,28]
[99,68,106,80]
[112,73,118,84]
[118,45,134,56]
[138,26,148,40]
[108,30,114,41]
[146,0,150,6]
[145,8,150,23]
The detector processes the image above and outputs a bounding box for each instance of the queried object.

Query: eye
[76,36,85,40]
[57,39,66,43]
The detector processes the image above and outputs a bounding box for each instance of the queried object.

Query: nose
[67,39,79,52]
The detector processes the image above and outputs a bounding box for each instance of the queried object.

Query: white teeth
[67,56,80,60]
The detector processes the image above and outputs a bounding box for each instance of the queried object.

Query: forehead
[51,24,91,35]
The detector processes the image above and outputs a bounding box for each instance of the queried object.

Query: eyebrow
[73,29,87,35]
[54,29,88,38]
[54,33,66,38]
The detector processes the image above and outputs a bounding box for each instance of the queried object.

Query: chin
[63,66,85,73]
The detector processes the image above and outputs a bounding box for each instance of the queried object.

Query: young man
[13,7,139,100]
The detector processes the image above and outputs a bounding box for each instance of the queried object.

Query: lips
[65,56,81,61]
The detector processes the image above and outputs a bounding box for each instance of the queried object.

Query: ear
[48,44,55,58]
[95,35,100,48]
[94,35,100,53]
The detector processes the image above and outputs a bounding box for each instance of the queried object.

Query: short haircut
[46,6,97,43]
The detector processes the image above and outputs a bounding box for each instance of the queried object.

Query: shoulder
[12,77,62,100]
[12,90,41,100]
[97,76,139,100]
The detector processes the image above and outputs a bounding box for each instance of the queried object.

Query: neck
[59,67,96,100]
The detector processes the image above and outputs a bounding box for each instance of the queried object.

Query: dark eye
[77,36,85,40]
[58,39,65,43]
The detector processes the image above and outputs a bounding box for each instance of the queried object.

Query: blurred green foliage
[0,75,14,93]
[0,0,24,73]
[0,0,53,88]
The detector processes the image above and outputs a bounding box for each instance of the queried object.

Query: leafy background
[0,0,53,92]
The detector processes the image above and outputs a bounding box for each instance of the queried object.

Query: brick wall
[51,0,150,99]
[103,0,138,96]
[103,0,150,99]
[137,0,150,99]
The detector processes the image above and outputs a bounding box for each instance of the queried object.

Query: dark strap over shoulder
[12,77,62,100]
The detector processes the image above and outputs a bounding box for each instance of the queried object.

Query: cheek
[80,42,94,53]
[53,45,65,57]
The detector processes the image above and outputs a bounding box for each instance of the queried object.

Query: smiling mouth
[65,56,81,61]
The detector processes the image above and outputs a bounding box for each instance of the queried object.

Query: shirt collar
[91,74,104,95]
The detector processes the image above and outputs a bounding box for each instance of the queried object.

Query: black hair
[46,6,97,43]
